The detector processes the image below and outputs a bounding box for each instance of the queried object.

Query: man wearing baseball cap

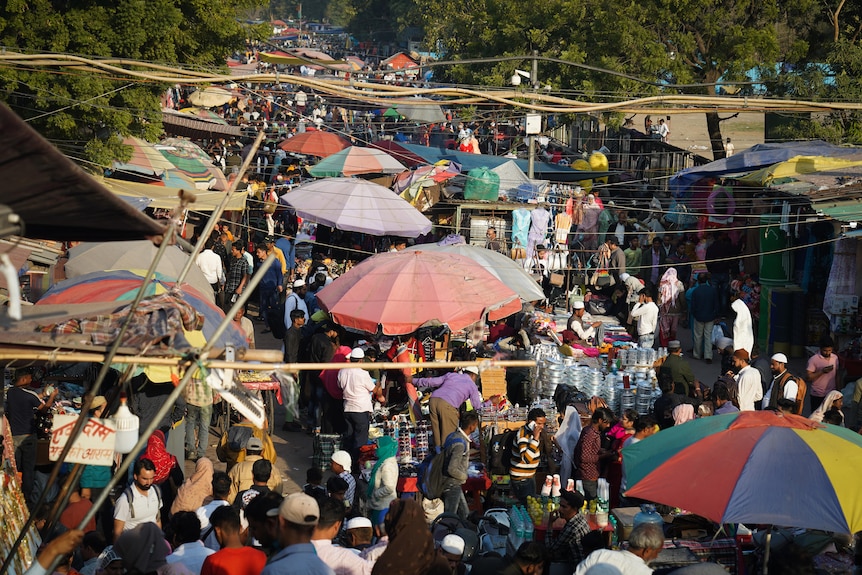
[338,348,383,464]
[262,493,333,575]
[408,367,499,448]
[766,353,804,414]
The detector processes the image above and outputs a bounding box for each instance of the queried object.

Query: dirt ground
[629,112,765,160]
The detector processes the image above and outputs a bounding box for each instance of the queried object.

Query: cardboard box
[611,507,642,541]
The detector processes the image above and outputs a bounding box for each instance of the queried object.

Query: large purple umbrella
[279,177,432,237]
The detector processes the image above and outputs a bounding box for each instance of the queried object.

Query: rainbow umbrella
[113,136,175,177]
[623,410,862,533]
[38,269,247,349]
[307,146,406,177]
[157,146,221,190]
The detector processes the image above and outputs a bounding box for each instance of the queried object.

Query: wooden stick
[0,348,536,371]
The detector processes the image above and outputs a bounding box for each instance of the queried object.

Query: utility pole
[527,49,539,179]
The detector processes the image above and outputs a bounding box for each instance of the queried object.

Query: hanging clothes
[527,206,551,256]
[554,212,572,245]
[512,208,531,256]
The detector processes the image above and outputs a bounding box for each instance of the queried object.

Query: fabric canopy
[736,154,862,187]
[670,141,862,192]
[100,178,247,212]
[0,103,166,242]
[395,143,610,182]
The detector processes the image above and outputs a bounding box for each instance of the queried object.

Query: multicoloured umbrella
[277,131,352,158]
[307,146,407,177]
[159,138,213,163]
[623,411,862,533]
[113,136,175,177]
[38,269,246,348]
[64,240,214,301]
[315,250,522,335]
[157,146,225,190]
[278,177,432,237]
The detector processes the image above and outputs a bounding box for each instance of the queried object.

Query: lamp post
[511,50,542,179]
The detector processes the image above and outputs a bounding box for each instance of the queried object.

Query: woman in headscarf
[371,499,450,575]
[367,436,398,527]
[143,429,182,525]
[809,390,845,425]
[170,456,213,514]
[579,195,601,251]
[143,430,178,485]
[658,267,686,347]
[673,403,695,426]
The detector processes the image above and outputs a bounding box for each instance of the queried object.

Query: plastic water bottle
[519,506,534,542]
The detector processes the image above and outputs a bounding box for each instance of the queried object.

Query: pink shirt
[807,353,839,397]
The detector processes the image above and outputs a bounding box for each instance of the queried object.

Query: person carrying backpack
[440,412,479,520]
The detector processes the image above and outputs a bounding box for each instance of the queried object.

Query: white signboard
[50,415,117,465]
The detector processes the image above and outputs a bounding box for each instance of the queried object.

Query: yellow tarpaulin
[737,155,862,186]
[100,178,247,212]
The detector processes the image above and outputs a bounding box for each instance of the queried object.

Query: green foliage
[0,0,265,167]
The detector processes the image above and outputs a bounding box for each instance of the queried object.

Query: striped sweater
[509,424,541,479]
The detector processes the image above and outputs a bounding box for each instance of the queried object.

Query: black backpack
[487,429,517,475]
[122,484,162,519]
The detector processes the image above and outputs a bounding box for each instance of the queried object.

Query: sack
[416,435,464,500]
[266,302,287,339]
[488,429,517,475]
[550,272,565,287]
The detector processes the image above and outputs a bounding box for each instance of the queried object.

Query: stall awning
[161,108,242,139]
[100,178,247,212]
[0,103,167,242]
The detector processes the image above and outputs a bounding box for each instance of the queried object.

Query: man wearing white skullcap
[765,353,802,413]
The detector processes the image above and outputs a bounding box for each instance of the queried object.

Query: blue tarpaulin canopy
[395,143,614,182]
[670,140,862,193]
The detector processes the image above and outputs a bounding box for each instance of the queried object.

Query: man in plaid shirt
[548,489,590,566]
[573,407,614,502]
[223,243,249,314]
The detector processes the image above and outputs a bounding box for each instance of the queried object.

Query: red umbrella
[370,141,427,168]
[315,250,522,335]
[277,131,351,158]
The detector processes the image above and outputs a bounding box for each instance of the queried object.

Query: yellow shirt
[269,246,288,274]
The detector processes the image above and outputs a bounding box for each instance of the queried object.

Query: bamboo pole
[0,349,536,371]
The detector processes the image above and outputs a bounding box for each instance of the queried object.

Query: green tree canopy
[0,0,268,167]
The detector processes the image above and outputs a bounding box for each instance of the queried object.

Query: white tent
[491,160,549,200]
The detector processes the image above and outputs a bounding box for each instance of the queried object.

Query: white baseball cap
[271,493,319,525]
[463,366,479,375]
[771,353,788,364]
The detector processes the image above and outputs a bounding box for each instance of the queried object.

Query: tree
[0,0,268,167]
[418,0,789,158]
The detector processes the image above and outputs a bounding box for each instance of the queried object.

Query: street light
[509,51,542,179]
